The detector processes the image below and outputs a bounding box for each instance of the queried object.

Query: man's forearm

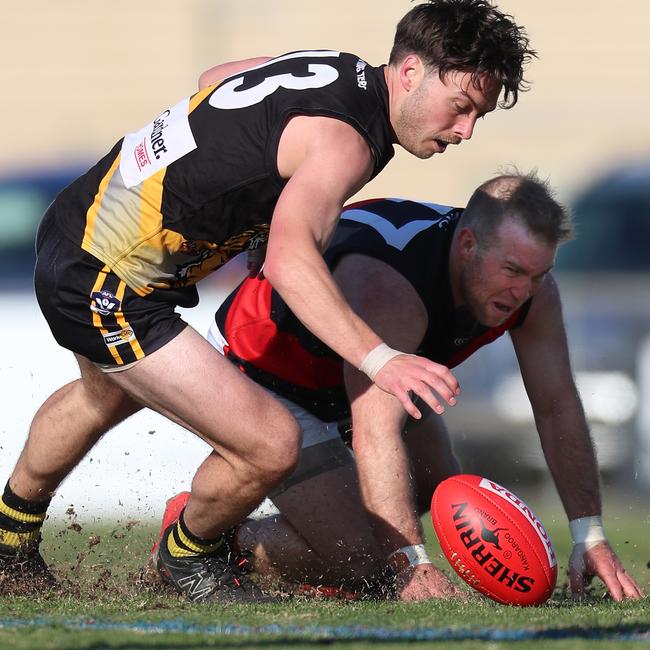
[536,406,602,520]
[353,425,425,556]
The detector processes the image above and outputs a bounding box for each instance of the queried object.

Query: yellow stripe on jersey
[137,168,166,246]
[80,94,222,298]
[123,167,184,298]
[82,154,122,252]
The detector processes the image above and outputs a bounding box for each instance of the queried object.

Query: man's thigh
[266,398,381,565]
[109,326,299,462]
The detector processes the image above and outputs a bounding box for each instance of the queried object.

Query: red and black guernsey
[214,199,531,422]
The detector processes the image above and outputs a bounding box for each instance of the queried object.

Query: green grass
[0,493,647,649]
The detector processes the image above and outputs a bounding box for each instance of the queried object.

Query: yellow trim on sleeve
[189,85,216,114]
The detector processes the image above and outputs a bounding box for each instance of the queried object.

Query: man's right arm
[264,114,460,419]
[336,254,463,600]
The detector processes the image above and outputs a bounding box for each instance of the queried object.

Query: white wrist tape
[359,343,402,381]
[388,544,432,572]
[570,515,606,549]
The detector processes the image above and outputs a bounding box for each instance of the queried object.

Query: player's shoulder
[341,197,461,229]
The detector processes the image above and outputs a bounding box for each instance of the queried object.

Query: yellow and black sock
[165,509,224,559]
[0,482,50,552]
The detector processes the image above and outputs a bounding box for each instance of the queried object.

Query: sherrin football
[431,474,557,606]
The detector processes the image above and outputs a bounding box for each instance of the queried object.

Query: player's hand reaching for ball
[366,347,460,419]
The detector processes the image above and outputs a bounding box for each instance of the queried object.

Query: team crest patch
[102,328,135,348]
[91,290,122,316]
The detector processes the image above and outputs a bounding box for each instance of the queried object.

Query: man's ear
[398,54,425,92]
[458,227,478,259]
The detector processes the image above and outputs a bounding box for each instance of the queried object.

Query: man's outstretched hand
[569,540,645,601]
[373,354,459,419]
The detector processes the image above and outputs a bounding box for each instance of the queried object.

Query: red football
[431,474,557,606]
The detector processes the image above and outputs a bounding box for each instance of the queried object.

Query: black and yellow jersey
[211,199,532,422]
[48,51,393,306]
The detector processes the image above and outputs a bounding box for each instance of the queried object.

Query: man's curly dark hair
[389,0,536,108]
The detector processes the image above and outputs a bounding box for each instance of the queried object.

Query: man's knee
[247,415,302,487]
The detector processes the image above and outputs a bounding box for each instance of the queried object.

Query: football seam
[451,477,554,591]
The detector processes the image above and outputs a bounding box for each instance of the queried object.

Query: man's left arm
[510,274,644,601]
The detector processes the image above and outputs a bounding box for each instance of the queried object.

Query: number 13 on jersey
[209,50,341,110]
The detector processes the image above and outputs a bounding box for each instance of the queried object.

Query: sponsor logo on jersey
[102,328,135,348]
[355,59,368,90]
[119,96,197,188]
[435,213,454,230]
[90,290,121,316]
[478,478,557,567]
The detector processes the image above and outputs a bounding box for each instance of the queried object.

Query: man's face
[458,219,556,327]
[394,69,502,159]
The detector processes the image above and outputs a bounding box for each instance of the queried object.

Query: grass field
[0,492,648,649]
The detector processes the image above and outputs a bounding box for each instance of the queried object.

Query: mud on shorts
[34,218,187,372]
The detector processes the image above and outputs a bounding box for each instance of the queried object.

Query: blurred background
[1,1,649,522]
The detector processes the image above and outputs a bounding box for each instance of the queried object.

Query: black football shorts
[34,216,187,372]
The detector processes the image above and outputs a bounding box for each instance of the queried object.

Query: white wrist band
[388,544,432,572]
[359,343,402,381]
[570,516,606,549]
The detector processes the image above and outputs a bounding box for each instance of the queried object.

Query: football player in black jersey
[2,2,535,601]
[154,173,643,602]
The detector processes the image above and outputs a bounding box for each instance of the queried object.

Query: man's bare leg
[12,326,300,545]
[10,355,142,501]
[236,408,460,589]
[237,462,382,585]
[106,326,302,539]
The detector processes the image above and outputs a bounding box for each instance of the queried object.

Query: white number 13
[209,50,340,110]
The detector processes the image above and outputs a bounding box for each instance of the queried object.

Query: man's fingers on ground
[600,570,624,602]
[569,566,586,599]
[619,570,644,599]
